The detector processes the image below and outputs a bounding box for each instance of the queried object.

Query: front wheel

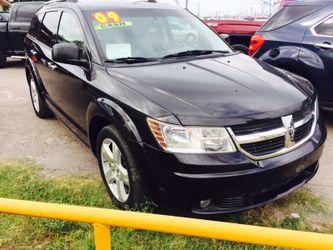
[96,125,148,209]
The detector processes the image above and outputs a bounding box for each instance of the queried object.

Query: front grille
[241,136,285,157]
[231,118,282,136]
[295,117,313,142]
[214,195,248,211]
[229,102,316,160]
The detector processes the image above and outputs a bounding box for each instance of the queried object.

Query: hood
[107,54,312,126]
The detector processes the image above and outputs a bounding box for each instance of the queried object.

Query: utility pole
[185,0,189,10]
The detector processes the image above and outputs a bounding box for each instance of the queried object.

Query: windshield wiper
[105,57,159,64]
[162,50,230,60]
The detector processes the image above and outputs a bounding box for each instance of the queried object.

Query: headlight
[147,118,236,153]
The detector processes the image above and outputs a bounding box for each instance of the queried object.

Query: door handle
[314,43,333,50]
[47,62,58,70]
[11,27,20,30]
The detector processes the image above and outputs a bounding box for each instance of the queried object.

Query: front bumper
[144,119,326,214]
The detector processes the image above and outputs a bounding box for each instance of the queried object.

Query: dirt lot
[0,59,332,202]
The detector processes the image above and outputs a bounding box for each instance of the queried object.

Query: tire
[232,44,249,54]
[96,125,148,209]
[28,73,52,118]
[0,50,6,68]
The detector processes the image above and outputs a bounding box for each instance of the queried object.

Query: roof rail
[44,0,180,6]
[45,0,77,5]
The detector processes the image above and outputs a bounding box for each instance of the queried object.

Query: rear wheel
[28,74,52,118]
[232,44,249,54]
[97,125,148,209]
[0,50,6,68]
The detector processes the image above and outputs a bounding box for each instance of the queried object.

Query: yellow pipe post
[0,198,333,250]
[93,224,111,250]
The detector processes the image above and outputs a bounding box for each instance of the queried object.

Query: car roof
[45,0,181,12]
[285,0,333,6]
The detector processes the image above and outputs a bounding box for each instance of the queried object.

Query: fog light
[200,199,211,209]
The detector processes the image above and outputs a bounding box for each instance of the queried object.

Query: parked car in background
[169,22,198,44]
[0,1,44,67]
[251,1,333,112]
[205,19,264,53]
[25,0,326,215]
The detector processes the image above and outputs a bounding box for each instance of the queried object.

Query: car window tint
[85,9,231,60]
[15,4,44,22]
[39,11,61,47]
[315,16,333,36]
[260,6,322,32]
[58,12,85,49]
[28,13,43,38]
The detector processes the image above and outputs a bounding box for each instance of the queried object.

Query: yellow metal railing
[0,198,333,250]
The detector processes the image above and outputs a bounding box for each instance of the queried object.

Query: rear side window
[260,6,322,31]
[315,16,333,36]
[15,4,44,22]
[39,11,61,47]
[28,13,43,38]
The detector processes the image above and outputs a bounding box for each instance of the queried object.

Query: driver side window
[57,12,86,50]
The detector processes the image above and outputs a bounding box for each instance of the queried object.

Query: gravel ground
[0,59,332,202]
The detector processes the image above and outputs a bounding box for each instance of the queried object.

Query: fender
[258,45,301,69]
[86,98,143,149]
[259,45,324,86]
[87,98,158,193]
[25,58,45,94]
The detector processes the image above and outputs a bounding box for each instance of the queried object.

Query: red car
[205,19,264,53]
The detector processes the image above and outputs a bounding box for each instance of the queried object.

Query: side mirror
[52,43,89,68]
[220,34,230,44]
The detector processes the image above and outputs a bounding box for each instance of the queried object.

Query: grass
[0,159,332,250]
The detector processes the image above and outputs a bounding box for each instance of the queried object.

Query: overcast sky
[177,0,277,17]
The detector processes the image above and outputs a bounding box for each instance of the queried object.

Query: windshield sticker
[106,43,132,59]
[94,21,133,30]
[94,11,122,24]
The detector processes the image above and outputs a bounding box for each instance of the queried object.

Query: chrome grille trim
[235,127,285,144]
[227,100,318,161]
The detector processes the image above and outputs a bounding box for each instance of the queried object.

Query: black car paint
[253,1,333,111]
[25,1,326,214]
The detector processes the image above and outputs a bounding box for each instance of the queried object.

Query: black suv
[25,0,326,214]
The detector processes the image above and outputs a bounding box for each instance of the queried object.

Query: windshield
[85,8,232,62]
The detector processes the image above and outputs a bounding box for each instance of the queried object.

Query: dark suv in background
[250,1,333,112]
[24,0,326,215]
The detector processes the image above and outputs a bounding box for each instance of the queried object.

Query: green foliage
[0,160,331,249]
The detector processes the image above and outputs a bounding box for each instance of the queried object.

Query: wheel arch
[25,58,44,92]
[87,98,154,192]
[87,98,143,156]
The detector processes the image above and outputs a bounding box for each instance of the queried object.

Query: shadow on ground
[2,59,25,69]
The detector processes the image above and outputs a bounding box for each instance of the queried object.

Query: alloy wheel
[101,138,130,202]
[30,78,40,112]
